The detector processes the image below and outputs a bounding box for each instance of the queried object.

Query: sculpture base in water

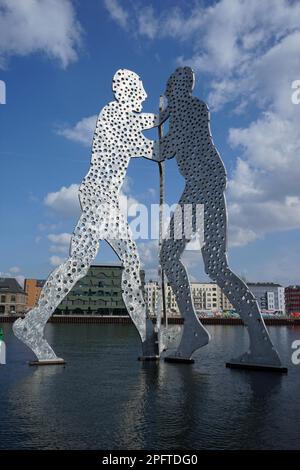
[29,359,66,366]
[138,355,160,362]
[226,361,288,373]
[164,356,195,364]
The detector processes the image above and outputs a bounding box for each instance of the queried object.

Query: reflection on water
[0,323,299,450]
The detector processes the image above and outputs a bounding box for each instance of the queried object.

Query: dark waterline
[0,323,299,450]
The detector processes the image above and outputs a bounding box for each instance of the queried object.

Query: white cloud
[48,232,71,254]
[175,1,300,111]
[38,222,60,232]
[44,183,80,217]
[105,1,300,111]
[227,110,300,247]
[228,226,259,248]
[0,0,82,69]
[44,178,139,219]
[57,115,97,146]
[103,0,128,29]
[138,240,158,271]
[49,255,66,267]
[229,113,300,179]
[48,233,71,245]
[49,245,69,254]
[9,266,20,273]
[137,6,158,40]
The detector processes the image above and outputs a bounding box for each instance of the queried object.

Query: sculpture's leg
[107,216,159,359]
[201,193,285,371]
[13,211,100,363]
[161,203,210,363]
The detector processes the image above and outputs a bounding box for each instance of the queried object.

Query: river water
[0,323,299,450]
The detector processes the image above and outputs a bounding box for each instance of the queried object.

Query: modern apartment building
[0,278,27,315]
[247,282,285,314]
[191,282,233,311]
[146,281,180,316]
[145,280,233,316]
[285,286,300,315]
[55,264,131,316]
[24,279,45,308]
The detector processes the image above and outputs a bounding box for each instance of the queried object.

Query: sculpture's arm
[140,112,160,130]
[142,139,161,162]
[142,107,172,162]
[142,134,175,163]
[139,106,170,130]
[129,136,160,161]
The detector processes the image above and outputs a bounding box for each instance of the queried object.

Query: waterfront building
[247,282,285,314]
[0,278,27,315]
[145,280,233,316]
[55,264,131,316]
[24,279,45,308]
[285,286,300,315]
[145,281,180,316]
[191,282,233,312]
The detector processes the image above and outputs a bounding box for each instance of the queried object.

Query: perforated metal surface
[13,69,159,361]
[13,66,283,368]
[159,67,282,366]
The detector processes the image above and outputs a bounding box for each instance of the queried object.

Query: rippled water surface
[0,323,299,449]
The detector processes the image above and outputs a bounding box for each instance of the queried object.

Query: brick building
[24,279,45,308]
[285,286,300,315]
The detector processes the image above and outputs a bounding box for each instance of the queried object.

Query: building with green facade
[55,264,130,316]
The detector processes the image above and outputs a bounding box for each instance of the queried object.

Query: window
[1,295,5,303]
[11,295,16,302]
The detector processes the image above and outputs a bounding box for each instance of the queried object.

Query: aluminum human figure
[13,69,159,362]
[156,67,282,367]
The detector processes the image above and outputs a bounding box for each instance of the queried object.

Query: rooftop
[247,282,282,287]
[0,278,25,294]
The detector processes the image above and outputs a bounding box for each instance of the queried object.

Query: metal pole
[158,96,167,328]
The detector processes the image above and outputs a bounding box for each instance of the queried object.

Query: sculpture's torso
[79,102,148,208]
[169,97,227,191]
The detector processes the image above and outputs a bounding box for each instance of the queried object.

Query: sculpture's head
[165,67,195,102]
[112,69,147,112]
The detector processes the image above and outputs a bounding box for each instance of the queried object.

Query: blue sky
[1,0,300,286]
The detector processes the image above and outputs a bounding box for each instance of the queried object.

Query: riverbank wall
[1,315,300,326]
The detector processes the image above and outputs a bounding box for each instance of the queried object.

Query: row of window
[55,308,128,315]
[69,290,121,297]
[0,305,16,313]
[61,300,123,307]
[1,295,16,303]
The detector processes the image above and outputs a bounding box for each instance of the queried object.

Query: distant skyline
[1,0,300,287]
